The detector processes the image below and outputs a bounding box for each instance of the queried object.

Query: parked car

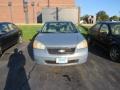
[33,21,88,66]
[0,22,22,56]
[88,21,120,61]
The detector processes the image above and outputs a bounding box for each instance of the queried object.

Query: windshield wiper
[41,32,56,33]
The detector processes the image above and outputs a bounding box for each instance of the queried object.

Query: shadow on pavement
[4,48,30,90]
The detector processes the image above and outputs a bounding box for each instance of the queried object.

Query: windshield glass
[41,22,78,33]
[111,23,120,35]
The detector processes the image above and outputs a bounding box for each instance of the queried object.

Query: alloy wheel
[110,46,120,61]
[0,46,2,56]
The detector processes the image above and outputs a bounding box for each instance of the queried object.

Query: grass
[18,25,92,42]
[18,25,42,42]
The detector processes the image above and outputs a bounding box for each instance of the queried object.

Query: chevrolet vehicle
[0,22,22,56]
[88,21,120,61]
[33,21,88,66]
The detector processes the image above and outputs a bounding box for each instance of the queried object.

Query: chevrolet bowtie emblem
[58,49,65,53]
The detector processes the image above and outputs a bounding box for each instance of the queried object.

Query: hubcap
[0,47,2,55]
[110,47,120,61]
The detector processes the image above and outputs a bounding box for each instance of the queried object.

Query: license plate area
[56,57,68,64]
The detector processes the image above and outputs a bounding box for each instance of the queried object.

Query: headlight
[33,40,45,49]
[77,40,88,49]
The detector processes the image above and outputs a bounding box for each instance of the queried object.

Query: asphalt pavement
[0,42,120,90]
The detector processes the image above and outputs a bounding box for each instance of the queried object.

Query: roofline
[0,22,12,24]
[97,21,120,24]
[45,21,73,23]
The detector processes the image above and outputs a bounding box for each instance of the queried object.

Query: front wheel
[0,46,2,57]
[110,46,120,62]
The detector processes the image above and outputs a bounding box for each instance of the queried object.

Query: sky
[76,0,120,17]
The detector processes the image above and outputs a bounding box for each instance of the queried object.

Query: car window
[0,24,9,33]
[41,22,78,33]
[8,24,18,31]
[100,24,109,34]
[92,24,101,31]
[110,23,120,35]
[90,24,101,36]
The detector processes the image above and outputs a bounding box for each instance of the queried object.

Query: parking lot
[0,42,120,90]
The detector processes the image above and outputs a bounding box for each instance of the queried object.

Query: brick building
[0,0,75,23]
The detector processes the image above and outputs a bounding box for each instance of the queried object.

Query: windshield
[41,22,78,33]
[111,23,120,35]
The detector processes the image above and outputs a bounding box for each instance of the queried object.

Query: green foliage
[80,15,89,23]
[81,15,89,20]
[96,11,109,21]
[18,25,42,42]
[77,24,92,38]
[110,15,119,21]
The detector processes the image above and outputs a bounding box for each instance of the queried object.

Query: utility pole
[48,0,50,7]
[8,1,13,22]
[119,11,120,21]
[31,2,35,23]
[78,7,80,24]
[23,0,29,24]
[56,7,59,21]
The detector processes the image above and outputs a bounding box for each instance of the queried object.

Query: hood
[35,33,84,48]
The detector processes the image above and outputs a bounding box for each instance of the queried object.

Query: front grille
[47,48,75,55]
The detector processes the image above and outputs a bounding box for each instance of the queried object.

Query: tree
[96,11,109,21]
[110,15,119,21]
[80,15,89,23]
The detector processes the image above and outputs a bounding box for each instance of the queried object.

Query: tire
[110,46,120,62]
[18,36,23,43]
[0,46,2,57]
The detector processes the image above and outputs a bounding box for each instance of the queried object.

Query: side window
[8,24,18,31]
[0,24,9,32]
[111,24,120,35]
[12,24,19,30]
[90,24,101,35]
[8,24,14,30]
[92,24,101,31]
[100,24,109,34]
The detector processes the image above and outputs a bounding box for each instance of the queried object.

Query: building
[0,0,75,23]
[81,15,96,24]
[87,15,96,24]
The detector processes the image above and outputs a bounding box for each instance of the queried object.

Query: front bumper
[33,48,88,66]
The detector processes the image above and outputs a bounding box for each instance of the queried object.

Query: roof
[0,22,12,24]
[97,21,120,24]
[45,21,73,23]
